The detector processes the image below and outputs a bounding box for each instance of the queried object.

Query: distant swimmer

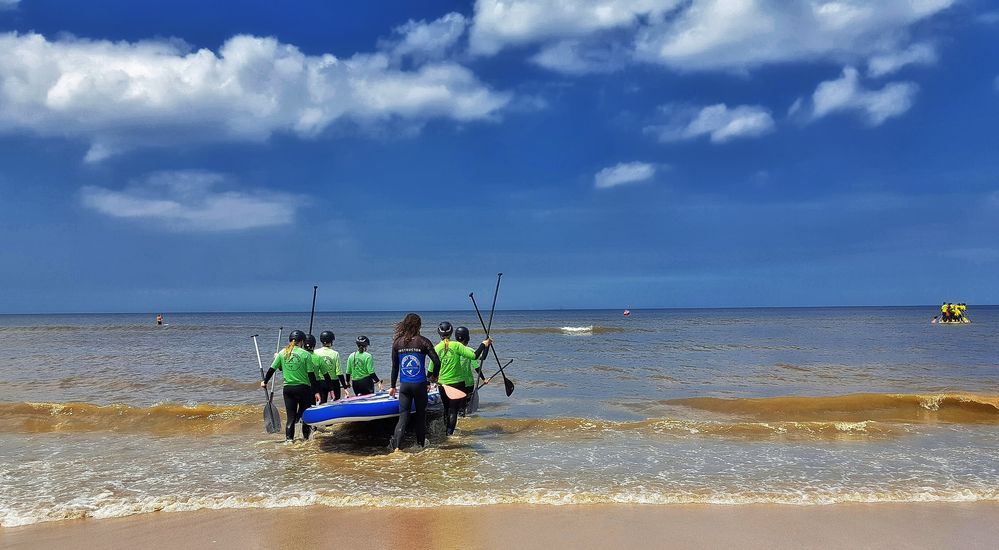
[260,330,321,441]
[388,313,442,451]
[345,336,382,396]
[429,322,491,436]
[623,309,631,316]
[156,314,163,326]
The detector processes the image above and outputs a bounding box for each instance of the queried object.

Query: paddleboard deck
[302,390,442,427]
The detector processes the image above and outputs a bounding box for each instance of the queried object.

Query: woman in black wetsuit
[388,313,441,451]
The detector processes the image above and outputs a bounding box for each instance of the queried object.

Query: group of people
[939,302,969,323]
[259,313,492,450]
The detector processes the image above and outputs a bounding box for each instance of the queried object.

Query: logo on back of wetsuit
[399,353,425,383]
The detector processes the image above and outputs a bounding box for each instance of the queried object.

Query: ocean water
[1,307,998,527]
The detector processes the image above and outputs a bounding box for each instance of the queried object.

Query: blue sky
[0,0,997,313]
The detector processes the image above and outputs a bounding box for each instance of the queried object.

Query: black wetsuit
[389,335,441,450]
[439,343,488,435]
[263,369,318,440]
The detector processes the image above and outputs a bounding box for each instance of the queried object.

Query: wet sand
[3,503,998,549]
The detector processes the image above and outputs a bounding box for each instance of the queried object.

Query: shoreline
[3,502,999,549]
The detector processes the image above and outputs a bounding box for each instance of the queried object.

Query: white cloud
[0,32,510,161]
[811,66,918,125]
[634,0,954,71]
[530,39,629,74]
[646,103,775,143]
[469,0,682,56]
[594,161,656,189]
[382,12,468,62]
[0,0,18,10]
[81,171,298,232]
[867,43,936,77]
[469,0,954,73]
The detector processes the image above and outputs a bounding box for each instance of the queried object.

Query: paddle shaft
[470,292,512,385]
[486,273,502,334]
[308,286,318,335]
[251,335,270,400]
[471,273,502,399]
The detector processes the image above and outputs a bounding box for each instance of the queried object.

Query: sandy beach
[3,503,998,550]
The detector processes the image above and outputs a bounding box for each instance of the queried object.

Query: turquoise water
[1,307,997,526]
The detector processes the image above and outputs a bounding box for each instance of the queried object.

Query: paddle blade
[264,394,282,434]
[466,389,480,415]
[504,377,515,397]
[442,384,468,400]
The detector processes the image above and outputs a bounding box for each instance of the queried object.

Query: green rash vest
[431,340,477,385]
[313,346,342,378]
[460,355,480,387]
[269,346,316,387]
[346,351,375,380]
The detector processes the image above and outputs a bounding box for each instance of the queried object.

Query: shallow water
[1,307,997,526]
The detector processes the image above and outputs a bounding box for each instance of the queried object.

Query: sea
[1,307,997,527]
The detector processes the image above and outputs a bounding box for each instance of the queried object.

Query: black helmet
[437,321,453,338]
[289,330,306,343]
[355,335,370,347]
[320,330,335,345]
[455,326,470,343]
[305,334,316,351]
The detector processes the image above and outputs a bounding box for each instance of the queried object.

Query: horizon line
[0,304,992,316]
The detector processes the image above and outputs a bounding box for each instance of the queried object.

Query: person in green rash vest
[345,336,382,395]
[430,322,491,436]
[456,326,487,416]
[314,330,346,402]
[261,330,321,441]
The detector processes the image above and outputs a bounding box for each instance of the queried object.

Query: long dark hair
[394,313,422,344]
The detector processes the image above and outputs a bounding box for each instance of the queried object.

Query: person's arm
[369,355,381,384]
[390,343,400,389]
[426,340,441,383]
[344,354,353,386]
[262,353,281,384]
[474,341,490,361]
[455,342,478,360]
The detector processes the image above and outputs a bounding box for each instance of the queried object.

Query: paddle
[470,290,514,397]
[308,285,318,336]
[467,273,503,407]
[252,334,282,434]
[477,359,514,391]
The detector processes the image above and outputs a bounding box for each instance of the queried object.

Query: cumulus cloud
[645,103,775,143]
[470,0,954,73]
[594,161,656,189]
[530,39,629,74]
[0,32,510,161]
[810,66,918,125]
[867,43,937,77]
[0,0,18,10]
[81,171,298,232]
[382,12,468,63]
[469,0,682,56]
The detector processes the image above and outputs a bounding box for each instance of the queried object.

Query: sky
[0,0,997,313]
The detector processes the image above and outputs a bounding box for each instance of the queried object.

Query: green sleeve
[428,343,443,374]
[334,353,342,377]
[270,353,282,371]
[345,354,354,377]
[455,342,477,360]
